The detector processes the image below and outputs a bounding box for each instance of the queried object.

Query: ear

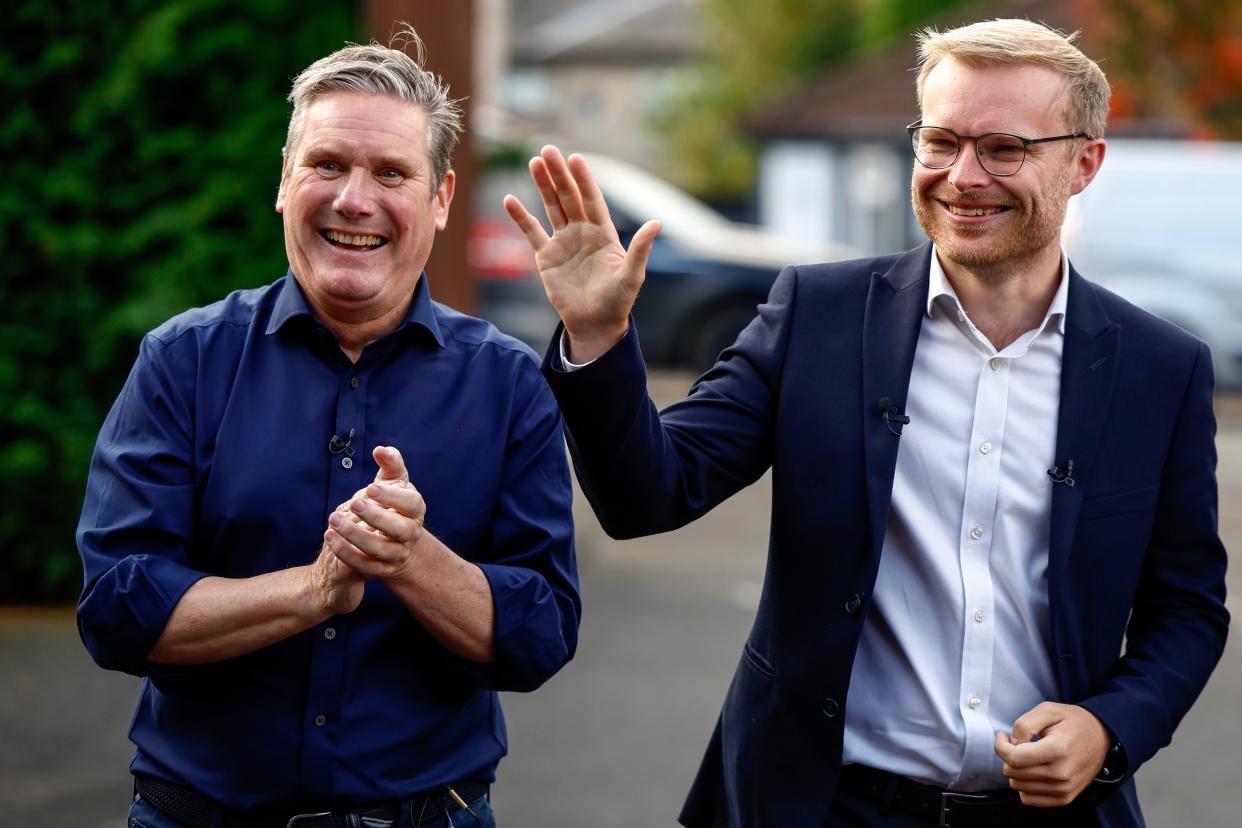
[275,148,289,213]
[1068,139,1106,197]
[433,169,456,231]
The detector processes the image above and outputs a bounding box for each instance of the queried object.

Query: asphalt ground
[2,376,1238,827]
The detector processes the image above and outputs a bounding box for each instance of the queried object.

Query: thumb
[372,446,410,485]
[994,730,1018,762]
[623,219,662,281]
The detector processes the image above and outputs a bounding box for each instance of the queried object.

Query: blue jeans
[128,788,497,828]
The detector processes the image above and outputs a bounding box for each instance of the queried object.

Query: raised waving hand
[503,145,661,363]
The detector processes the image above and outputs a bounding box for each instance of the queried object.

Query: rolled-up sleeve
[471,361,580,692]
[76,333,208,677]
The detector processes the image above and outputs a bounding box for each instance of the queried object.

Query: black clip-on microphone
[1047,459,1075,487]
[878,397,911,437]
[328,427,357,458]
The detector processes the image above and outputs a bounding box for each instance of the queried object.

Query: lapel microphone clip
[328,427,356,458]
[1047,459,1075,487]
[878,397,911,437]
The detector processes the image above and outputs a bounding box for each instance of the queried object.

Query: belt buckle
[938,790,991,827]
[286,812,331,828]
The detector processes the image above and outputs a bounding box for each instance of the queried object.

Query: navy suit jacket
[543,243,1228,828]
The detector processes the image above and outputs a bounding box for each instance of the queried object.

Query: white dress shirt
[842,247,1068,790]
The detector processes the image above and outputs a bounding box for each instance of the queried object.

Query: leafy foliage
[1083,0,1242,138]
[1,1,357,601]
[656,0,974,198]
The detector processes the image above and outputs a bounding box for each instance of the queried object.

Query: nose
[946,139,992,191]
[332,167,377,217]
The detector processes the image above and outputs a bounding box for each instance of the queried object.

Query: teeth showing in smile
[324,229,385,248]
[946,204,1005,217]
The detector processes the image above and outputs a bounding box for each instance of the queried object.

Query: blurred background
[2,0,1239,824]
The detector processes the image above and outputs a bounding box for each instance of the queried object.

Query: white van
[1064,139,1242,389]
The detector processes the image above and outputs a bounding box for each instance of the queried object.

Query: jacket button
[844,594,862,614]
[822,698,840,718]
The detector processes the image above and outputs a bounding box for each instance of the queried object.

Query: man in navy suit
[504,18,1227,828]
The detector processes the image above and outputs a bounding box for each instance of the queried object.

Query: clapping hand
[324,446,428,582]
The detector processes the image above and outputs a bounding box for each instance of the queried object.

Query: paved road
[2,376,1238,826]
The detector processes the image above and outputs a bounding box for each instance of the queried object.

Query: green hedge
[2,1,358,601]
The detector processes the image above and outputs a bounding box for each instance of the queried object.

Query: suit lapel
[862,244,931,558]
[1048,269,1120,666]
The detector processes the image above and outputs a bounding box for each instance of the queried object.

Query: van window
[1073,167,1242,270]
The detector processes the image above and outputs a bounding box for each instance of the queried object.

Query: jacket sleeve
[463,357,581,692]
[1079,342,1230,773]
[76,333,208,678]
[542,266,799,540]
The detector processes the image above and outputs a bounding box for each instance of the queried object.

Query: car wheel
[686,301,760,372]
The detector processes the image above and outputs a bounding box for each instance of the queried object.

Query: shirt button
[350,377,360,389]
[968,696,982,710]
[341,456,353,469]
[324,627,336,640]
[822,698,840,718]
[970,525,983,540]
[314,714,327,727]
[844,594,862,614]
[979,441,992,454]
[989,357,1003,370]
[974,609,985,622]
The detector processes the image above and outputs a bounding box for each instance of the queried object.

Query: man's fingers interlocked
[327,510,412,580]
[349,483,426,543]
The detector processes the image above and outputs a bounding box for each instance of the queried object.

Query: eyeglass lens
[911,127,1027,175]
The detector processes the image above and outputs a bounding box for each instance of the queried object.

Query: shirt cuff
[559,331,596,372]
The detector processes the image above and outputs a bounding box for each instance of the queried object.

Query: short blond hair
[915,19,1110,139]
[284,25,463,187]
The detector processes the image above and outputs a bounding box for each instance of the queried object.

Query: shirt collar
[926,245,1069,336]
[266,270,446,348]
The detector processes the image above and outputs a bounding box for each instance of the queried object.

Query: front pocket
[1079,484,1159,521]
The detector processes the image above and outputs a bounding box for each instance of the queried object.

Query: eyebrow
[374,155,418,172]
[302,144,422,172]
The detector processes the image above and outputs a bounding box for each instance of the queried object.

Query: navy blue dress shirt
[77,273,579,808]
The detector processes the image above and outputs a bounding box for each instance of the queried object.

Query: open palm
[504,146,661,362]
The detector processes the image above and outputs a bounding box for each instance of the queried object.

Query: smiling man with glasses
[505,17,1228,828]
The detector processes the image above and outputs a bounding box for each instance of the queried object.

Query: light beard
[912,164,1072,281]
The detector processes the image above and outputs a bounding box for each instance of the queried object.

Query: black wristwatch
[1094,739,1128,784]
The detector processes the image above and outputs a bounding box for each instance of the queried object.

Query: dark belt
[134,775,489,828]
[838,764,1078,828]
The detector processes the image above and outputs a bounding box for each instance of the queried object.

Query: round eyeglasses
[907,120,1092,176]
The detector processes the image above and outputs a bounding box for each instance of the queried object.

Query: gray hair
[915,19,1110,140]
[284,25,464,187]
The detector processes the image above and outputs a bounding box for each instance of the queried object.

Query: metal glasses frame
[907,119,1093,176]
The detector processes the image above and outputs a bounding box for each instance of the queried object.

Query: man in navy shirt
[76,30,579,828]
